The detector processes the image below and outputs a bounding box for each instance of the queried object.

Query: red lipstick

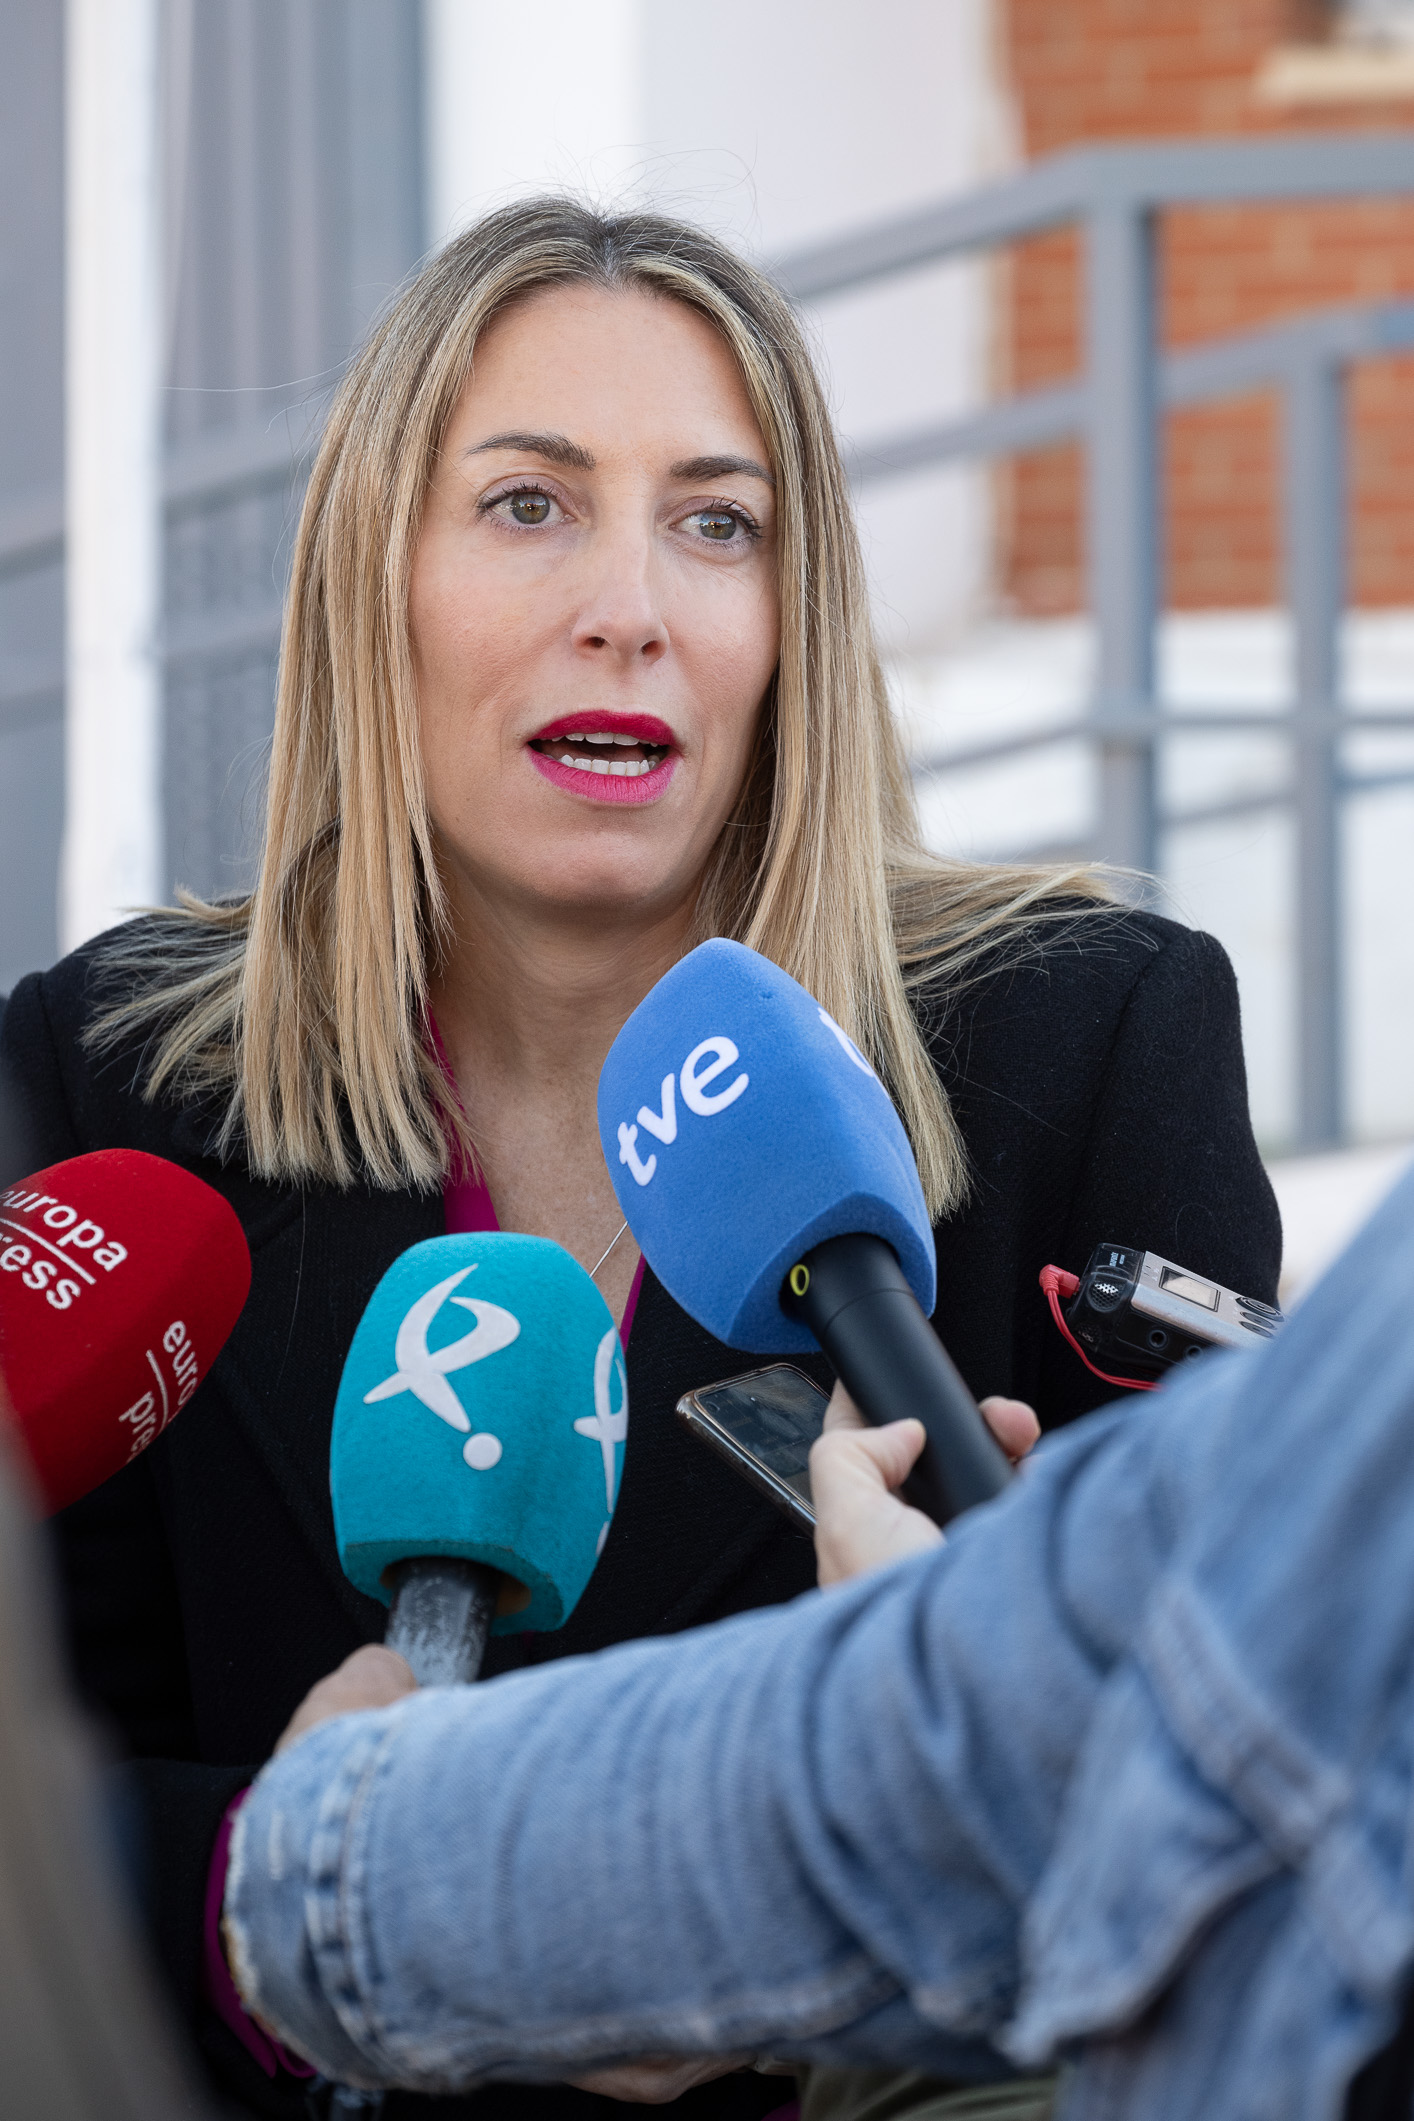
[532,711,676,747]
[527,710,678,807]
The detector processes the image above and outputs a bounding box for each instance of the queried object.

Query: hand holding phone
[677,1369,1040,1563]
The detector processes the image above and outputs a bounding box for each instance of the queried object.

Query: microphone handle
[383,1556,500,1686]
[786,1232,1011,1527]
[331,1556,499,2119]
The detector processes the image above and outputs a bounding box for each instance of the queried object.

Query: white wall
[1268,1138,1414,1304]
[421,0,1006,647]
[62,0,164,950]
[423,0,644,241]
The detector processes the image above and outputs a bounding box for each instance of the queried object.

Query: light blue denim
[227,1166,1414,2121]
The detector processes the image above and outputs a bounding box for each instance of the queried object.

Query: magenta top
[206,1037,644,2075]
[205,1790,314,2078]
[443,1160,645,1347]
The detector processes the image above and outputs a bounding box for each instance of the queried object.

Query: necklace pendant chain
[589,1218,630,1280]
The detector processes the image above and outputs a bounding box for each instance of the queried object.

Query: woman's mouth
[527,713,678,805]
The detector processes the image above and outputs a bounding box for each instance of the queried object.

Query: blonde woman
[1,200,1278,2121]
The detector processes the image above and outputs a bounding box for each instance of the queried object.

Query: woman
[0,198,1279,2121]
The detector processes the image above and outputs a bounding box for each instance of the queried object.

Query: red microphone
[0,1150,252,1512]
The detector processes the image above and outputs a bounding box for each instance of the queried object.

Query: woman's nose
[569,523,669,667]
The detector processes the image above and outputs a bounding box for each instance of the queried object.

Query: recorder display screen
[1159,1265,1220,1311]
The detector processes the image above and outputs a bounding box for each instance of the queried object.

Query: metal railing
[776,135,1414,1151]
[0,416,313,703]
[0,408,320,919]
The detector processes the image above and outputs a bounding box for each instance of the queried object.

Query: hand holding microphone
[809,1380,1038,1586]
[329,1231,628,1687]
[597,941,1012,1527]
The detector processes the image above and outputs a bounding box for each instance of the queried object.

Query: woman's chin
[482,848,694,928]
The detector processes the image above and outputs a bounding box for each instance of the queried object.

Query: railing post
[1285,353,1345,1150]
[1085,197,1160,879]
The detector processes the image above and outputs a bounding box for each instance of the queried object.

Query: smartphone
[675,1364,830,1531]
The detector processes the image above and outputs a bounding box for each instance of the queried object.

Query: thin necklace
[589,1217,630,1280]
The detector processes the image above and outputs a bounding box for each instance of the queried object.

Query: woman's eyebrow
[462,434,774,489]
[464,430,596,470]
[671,453,775,488]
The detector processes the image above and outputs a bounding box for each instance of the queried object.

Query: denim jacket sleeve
[226,1170,1414,2121]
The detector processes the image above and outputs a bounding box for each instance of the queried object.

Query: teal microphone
[331,1233,628,1685]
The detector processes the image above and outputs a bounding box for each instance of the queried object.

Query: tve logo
[816,1007,876,1078]
[598,941,937,1353]
[615,1035,749,1186]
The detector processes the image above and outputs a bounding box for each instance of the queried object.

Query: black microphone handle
[785,1232,1011,1527]
[382,1556,500,1686]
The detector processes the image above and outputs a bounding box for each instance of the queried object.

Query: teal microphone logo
[576,1326,629,1545]
[363,1264,520,1469]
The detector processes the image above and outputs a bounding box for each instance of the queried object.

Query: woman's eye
[502,491,553,526]
[486,488,557,527]
[689,508,747,543]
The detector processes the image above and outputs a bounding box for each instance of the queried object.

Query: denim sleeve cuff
[225,1712,407,2091]
[205,1788,317,2080]
[225,1693,921,2093]
[223,1608,1003,2095]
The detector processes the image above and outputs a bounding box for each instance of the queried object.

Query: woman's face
[410,283,780,932]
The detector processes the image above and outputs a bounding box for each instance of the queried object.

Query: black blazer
[0,909,1280,2121]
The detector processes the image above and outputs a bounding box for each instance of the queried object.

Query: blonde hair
[93,197,1109,1216]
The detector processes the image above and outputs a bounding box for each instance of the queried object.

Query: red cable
[1039,1264,1157,1393]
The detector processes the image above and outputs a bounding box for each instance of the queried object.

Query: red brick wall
[999,0,1414,612]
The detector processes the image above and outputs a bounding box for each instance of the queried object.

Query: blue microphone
[330,1233,627,1684]
[597,940,1008,1525]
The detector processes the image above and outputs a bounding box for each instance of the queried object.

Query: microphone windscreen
[330,1233,627,1634]
[0,1150,253,1512]
[597,940,935,1353]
